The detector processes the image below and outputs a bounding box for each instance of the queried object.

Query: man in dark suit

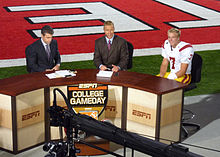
[93,21,129,72]
[25,25,61,73]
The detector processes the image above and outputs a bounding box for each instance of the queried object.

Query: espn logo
[132,109,151,119]
[105,106,116,112]
[22,110,40,121]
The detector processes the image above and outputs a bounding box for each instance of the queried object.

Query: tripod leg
[124,146,126,157]
[68,128,82,157]
[59,126,63,140]
[66,127,77,157]
[131,149,134,157]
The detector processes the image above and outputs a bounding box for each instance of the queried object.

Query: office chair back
[182,53,202,137]
[26,59,31,73]
[190,53,202,84]
[127,41,134,69]
[184,53,202,92]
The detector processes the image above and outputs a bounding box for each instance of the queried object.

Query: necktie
[108,40,111,50]
[45,44,50,60]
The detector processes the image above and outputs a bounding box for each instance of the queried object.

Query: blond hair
[168,28,181,37]
[104,21,114,27]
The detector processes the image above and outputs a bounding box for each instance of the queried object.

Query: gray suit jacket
[93,35,129,70]
[25,39,61,73]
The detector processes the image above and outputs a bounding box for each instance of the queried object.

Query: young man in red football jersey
[158,28,194,84]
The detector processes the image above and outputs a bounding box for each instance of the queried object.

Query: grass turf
[0,50,219,96]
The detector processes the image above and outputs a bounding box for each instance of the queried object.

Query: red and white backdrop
[0,0,220,67]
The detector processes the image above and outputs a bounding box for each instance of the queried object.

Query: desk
[0,69,186,154]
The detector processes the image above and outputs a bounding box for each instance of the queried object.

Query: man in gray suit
[93,21,129,72]
[25,25,61,73]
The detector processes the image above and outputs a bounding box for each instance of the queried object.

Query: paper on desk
[45,70,76,79]
[96,70,113,77]
[45,73,58,79]
[55,70,76,77]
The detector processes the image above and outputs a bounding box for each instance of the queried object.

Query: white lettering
[71,90,105,97]
[79,83,98,89]
[70,97,106,105]
[6,2,154,37]
[155,0,220,28]
[70,98,76,104]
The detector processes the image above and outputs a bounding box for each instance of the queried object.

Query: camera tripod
[44,125,124,157]
[44,125,80,157]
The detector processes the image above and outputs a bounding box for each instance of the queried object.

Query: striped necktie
[108,40,111,50]
[45,44,50,60]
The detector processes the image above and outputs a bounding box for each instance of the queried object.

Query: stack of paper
[45,70,76,79]
[96,70,113,77]
[55,70,76,77]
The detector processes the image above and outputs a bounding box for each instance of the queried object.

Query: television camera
[43,88,203,157]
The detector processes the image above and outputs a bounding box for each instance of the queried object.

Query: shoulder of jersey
[177,41,193,52]
[162,40,170,49]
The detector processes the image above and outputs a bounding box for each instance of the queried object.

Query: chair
[182,53,203,137]
[127,41,134,69]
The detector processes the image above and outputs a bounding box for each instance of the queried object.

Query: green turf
[0,50,219,96]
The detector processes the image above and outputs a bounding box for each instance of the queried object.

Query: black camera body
[43,88,202,157]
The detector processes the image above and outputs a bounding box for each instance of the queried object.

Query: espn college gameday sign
[67,83,108,119]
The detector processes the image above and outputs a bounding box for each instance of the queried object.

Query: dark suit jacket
[93,35,129,70]
[25,39,61,73]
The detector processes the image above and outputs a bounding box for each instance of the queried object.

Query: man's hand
[52,64,60,71]
[100,65,108,71]
[167,72,177,80]
[112,64,119,72]
[159,73,164,77]
[45,69,53,71]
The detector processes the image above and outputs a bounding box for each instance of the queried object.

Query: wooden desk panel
[0,94,12,151]
[0,69,187,153]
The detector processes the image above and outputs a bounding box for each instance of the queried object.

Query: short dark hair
[41,25,54,35]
